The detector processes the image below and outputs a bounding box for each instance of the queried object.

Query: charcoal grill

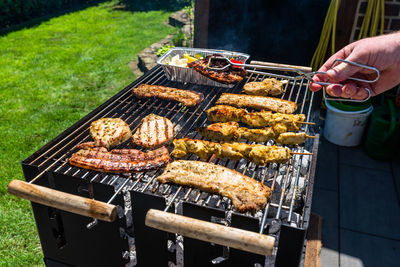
[9,60,321,267]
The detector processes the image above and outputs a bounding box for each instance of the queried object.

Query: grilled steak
[187,55,247,85]
[69,146,170,173]
[216,93,297,114]
[157,160,271,212]
[89,118,132,149]
[133,84,204,107]
[172,138,291,165]
[206,105,305,129]
[132,114,174,148]
[243,78,287,96]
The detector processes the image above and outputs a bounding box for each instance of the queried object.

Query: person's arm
[310,32,400,99]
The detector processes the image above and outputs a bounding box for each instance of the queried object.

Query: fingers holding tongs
[307,59,380,102]
[207,56,380,102]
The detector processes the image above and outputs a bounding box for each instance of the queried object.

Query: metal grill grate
[22,64,320,266]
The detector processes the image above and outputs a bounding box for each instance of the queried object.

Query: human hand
[310,32,400,100]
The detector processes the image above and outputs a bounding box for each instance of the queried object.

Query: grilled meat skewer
[69,146,170,173]
[133,84,204,107]
[206,105,305,130]
[197,122,313,145]
[172,138,291,165]
[158,160,271,212]
[216,93,297,114]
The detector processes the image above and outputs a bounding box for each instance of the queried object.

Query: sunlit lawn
[0,1,175,265]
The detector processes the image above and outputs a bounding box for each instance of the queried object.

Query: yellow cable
[311,0,341,70]
[380,0,385,34]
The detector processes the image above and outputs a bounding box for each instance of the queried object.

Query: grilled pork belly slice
[89,118,132,150]
[132,114,174,148]
[216,93,297,114]
[69,146,170,173]
[243,78,287,96]
[132,84,204,107]
[187,55,247,85]
[172,138,291,165]
[157,160,271,212]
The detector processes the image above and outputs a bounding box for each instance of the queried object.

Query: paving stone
[320,248,340,267]
[339,164,400,240]
[389,161,400,205]
[339,145,391,172]
[314,137,338,191]
[340,228,400,267]
[311,188,339,266]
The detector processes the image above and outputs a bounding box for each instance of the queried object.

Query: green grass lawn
[0,1,175,265]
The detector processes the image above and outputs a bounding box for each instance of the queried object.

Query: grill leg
[275,224,306,267]
[131,191,174,266]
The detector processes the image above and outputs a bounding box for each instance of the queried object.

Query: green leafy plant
[173,28,185,46]
[156,44,175,57]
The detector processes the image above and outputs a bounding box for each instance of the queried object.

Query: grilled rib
[206,105,305,130]
[216,93,297,114]
[157,160,271,212]
[243,78,287,96]
[132,84,204,107]
[132,114,174,148]
[187,55,247,85]
[89,118,132,149]
[198,122,311,145]
[69,146,170,173]
[172,138,291,165]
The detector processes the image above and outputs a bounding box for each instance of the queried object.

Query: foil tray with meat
[157,47,250,88]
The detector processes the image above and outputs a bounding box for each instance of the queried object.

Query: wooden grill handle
[145,209,275,255]
[250,60,312,73]
[8,180,117,222]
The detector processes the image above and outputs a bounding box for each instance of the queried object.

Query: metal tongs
[207,56,380,102]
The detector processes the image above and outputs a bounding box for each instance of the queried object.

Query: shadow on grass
[0,0,107,36]
[115,0,188,12]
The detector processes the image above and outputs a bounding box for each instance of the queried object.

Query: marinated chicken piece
[206,105,249,123]
[274,132,309,145]
[241,110,272,127]
[69,146,170,173]
[197,121,241,141]
[206,105,304,129]
[171,138,291,165]
[187,55,247,85]
[240,128,276,142]
[133,84,204,107]
[132,114,174,148]
[89,118,132,150]
[172,138,221,159]
[157,160,271,212]
[216,93,297,114]
[262,78,288,95]
[242,78,287,96]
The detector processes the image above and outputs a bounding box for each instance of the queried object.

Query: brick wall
[350,0,400,42]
